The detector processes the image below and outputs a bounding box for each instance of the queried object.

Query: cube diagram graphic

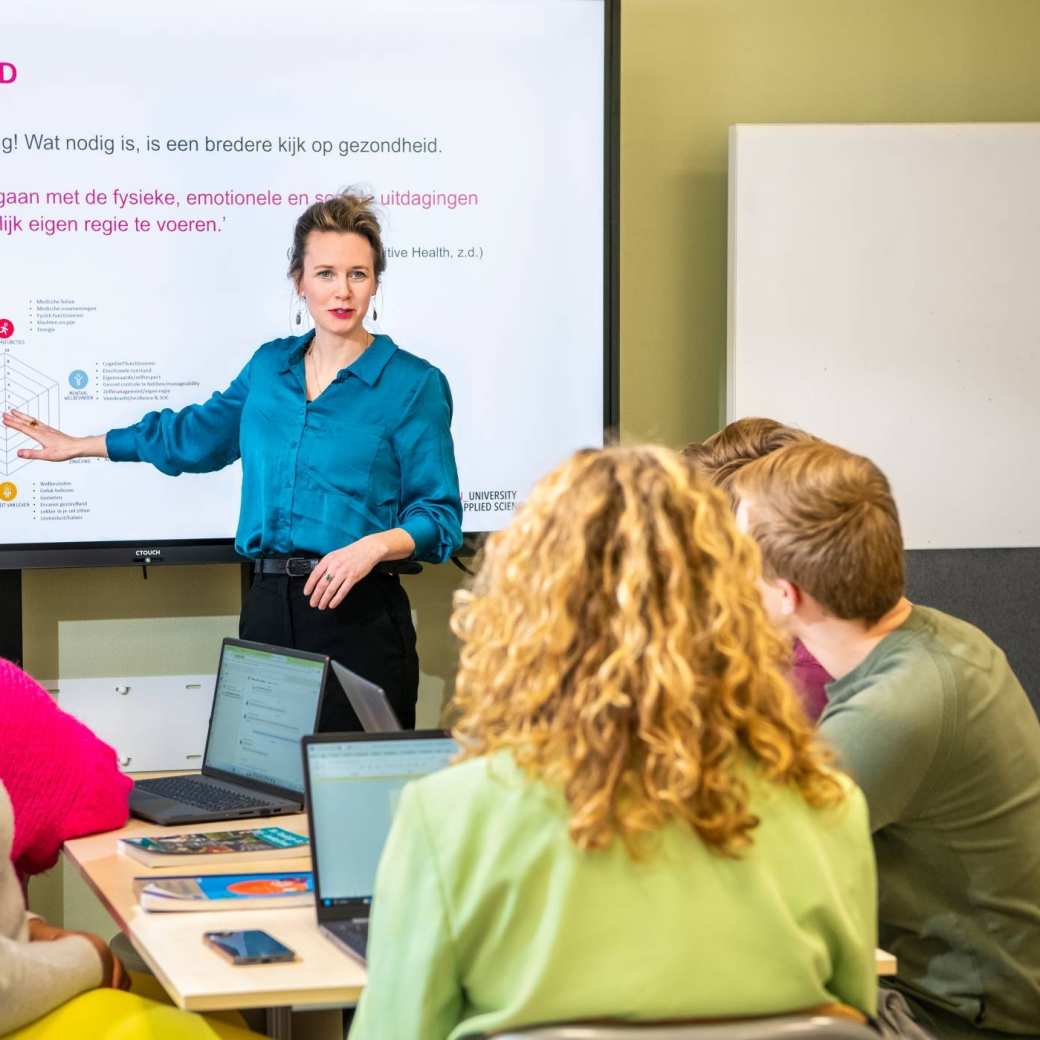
[2,354,60,475]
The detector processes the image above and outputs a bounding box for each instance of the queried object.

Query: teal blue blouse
[106,332,463,562]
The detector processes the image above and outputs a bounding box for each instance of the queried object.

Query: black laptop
[130,639,329,825]
[302,731,458,962]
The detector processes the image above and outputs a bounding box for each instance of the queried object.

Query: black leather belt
[253,557,423,577]
[254,556,320,576]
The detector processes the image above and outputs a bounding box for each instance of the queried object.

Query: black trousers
[239,570,419,731]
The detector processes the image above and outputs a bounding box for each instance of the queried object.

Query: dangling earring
[294,295,306,327]
[372,305,378,321]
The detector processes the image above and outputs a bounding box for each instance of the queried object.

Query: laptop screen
[204,642,326,793]
[331,661,401,732]
[307,735,458,906]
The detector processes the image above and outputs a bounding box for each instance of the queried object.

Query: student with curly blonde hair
[350,446,878,1040]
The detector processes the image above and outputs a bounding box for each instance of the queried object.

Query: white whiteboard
[728,124,1040,550]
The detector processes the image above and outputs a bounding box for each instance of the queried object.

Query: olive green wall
[619,0,1040,447]
[23,0,1040,688]
[22,563,464,729]
[22,566,242,677]
[23,0,1040,928]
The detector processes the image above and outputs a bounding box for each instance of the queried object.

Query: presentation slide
[0,1,606,551]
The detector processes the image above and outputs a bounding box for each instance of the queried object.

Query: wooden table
[64,813,364,1038]
[65,812,896,1037]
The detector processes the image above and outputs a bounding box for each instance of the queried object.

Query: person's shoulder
[0,659,127,773]
[256,333,307,352]
[0,657,54,711]
[828,614,953,717]
[746,761,867,825]
[821,668,945,749]
[810,774,874,871]
[385,341,430,370]
[828,769,870,828]
[244,333,308,373]
[410,750,519,801]
[406,750,545,829]
[380,337,446,383]
[738,765,873,871]
[909,605,1012,675]
[377,339,453,417]
[816,772,872,846]
[840,604,1015,714]
[819,638,949,769]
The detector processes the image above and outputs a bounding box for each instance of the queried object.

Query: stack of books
[121,825,314,913]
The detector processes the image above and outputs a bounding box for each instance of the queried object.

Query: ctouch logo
[0,63,16,85]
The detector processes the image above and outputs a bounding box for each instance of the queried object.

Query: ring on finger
[323,572,334,583]
[29,418,38,427]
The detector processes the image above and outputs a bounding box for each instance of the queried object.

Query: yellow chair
[4,986,265,1040]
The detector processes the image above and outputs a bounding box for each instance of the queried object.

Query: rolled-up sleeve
[105,360,252,476]
[392,367,463,563]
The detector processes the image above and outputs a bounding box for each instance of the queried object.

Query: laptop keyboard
[325,918,369,958]
[136,776,270,812]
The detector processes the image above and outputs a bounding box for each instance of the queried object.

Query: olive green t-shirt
[820,606,1040,1037]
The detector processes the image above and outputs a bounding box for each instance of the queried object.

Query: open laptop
[302,731,458,962]
[130,639,329,825]
[330,660,401,732]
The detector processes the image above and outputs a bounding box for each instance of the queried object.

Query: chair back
[490,1014,879,1040]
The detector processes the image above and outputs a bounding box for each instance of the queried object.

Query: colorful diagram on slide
[1,354,59,475]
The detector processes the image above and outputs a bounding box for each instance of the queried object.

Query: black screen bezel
[0,0,620,570]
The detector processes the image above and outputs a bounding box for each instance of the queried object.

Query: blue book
[134,870,314,912]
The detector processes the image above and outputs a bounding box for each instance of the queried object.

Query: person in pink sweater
[684,418,831,721]
[790,639,830,721]
[0,657,131,886]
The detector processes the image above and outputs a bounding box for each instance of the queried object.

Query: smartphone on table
[203,929,297,965]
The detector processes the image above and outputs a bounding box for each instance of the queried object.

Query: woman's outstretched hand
[1,410,107,461]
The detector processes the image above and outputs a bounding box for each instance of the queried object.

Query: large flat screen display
[0,0,618,567]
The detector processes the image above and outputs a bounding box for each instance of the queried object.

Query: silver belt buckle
[285,556,313,577]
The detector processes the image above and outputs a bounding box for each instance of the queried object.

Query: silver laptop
[330,661,401,732]
[130,639,329,825]
[302,731,458,962]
